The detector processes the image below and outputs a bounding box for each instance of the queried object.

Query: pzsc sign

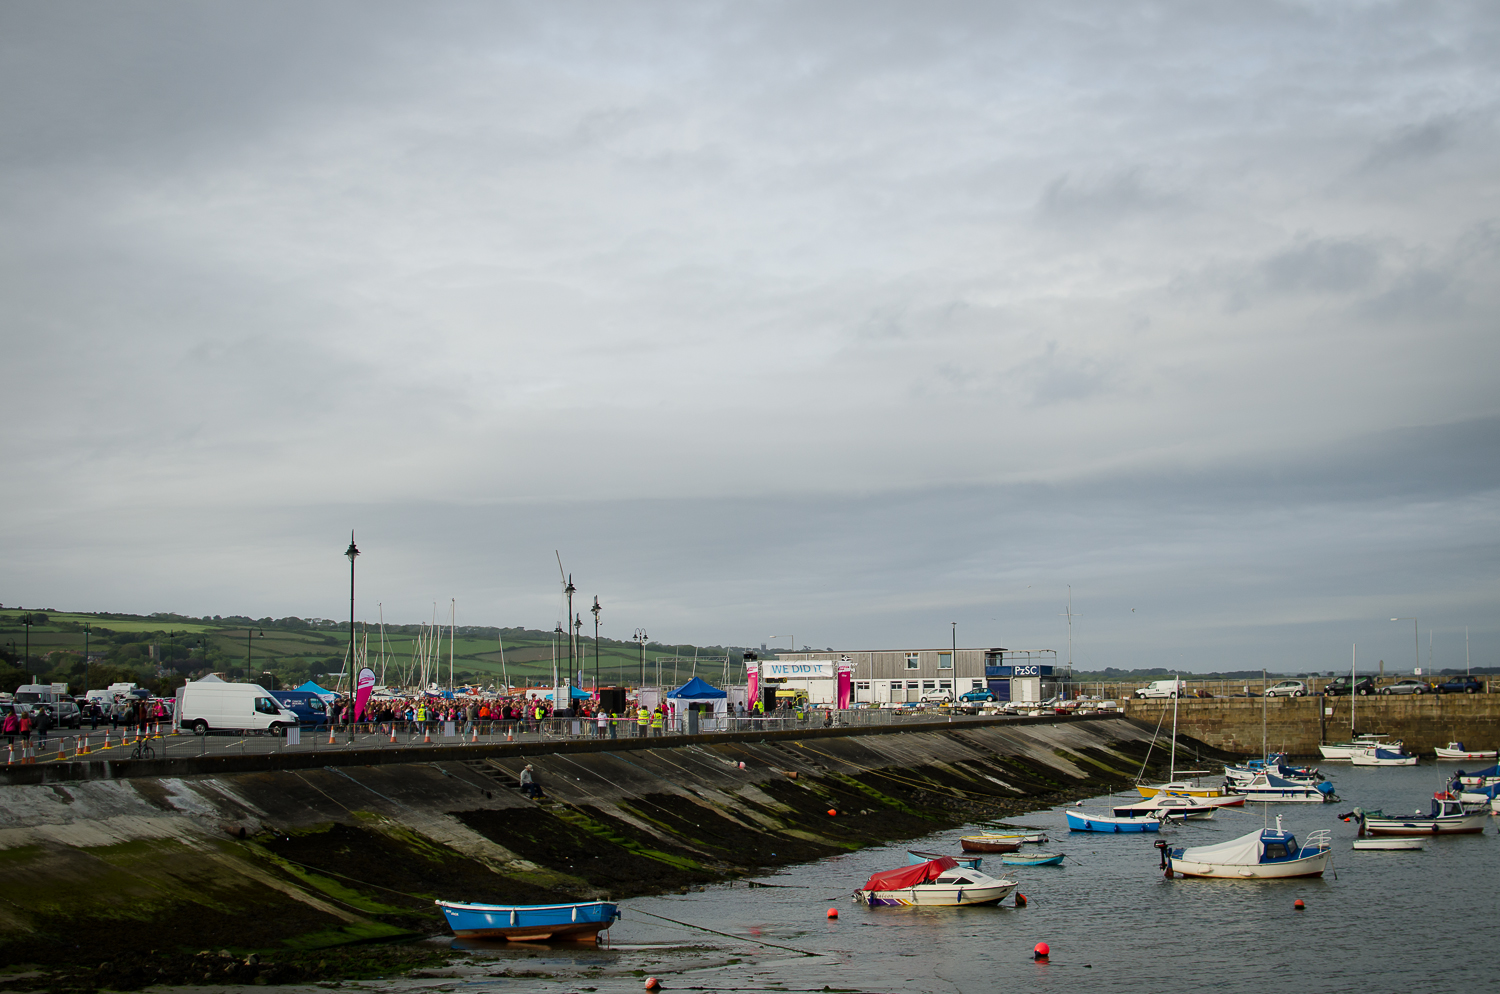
[1012,664,1040,677]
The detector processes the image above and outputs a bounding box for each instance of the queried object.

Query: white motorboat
[1434,742,1498,761]
[1137,779,1240,800]
[1351,794,1488,836]
[1320,735,1400,760]
[1156,818,1332,879]
[1113,795,1217,820]
[856,856,1018,906]
[1231,771,1339,803]
[1454,764,1500,787]
[1351,838,1423,851]
[1350,746,1418,767]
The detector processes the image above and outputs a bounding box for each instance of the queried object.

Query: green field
[0,607,755,696]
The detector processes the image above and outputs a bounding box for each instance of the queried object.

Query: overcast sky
[3,1,1497,673]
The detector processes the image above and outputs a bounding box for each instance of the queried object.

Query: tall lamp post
[573,613,583,691]
[770,634,794,655]
[83,623,91,695]
[563,574,576,691]
[21,613,33,680]
[346,532,360,742]
[245,628,263,682]
[633,629,648,688]
[590,596,602,694]
[1391,618,1419,674]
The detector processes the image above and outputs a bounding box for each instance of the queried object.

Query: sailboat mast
[1170,672,1178,781]
[1351,643,1356,737]
[449,598,455,693]
[1261,667,1267,761]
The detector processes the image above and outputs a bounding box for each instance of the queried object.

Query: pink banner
[355,667,376,722]
[836,657,853,710]
[746,661,759,711]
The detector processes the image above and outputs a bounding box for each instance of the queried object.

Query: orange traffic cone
[471,725,478,743]
[5,744,12,765]
[78,735,89,756]
[388,724,397,743]
[506,727,514,742]
[327,725,336,745]
[423,725,432,744]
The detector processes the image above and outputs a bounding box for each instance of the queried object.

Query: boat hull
[1136,783,1232,799]
[1169,850,1330,879]
[1352,838,1424,850]
[1350,754,1418,767]
[1361,813,1488,835]
[436,900,619,943]
[1234,789,1332,803]
[1434,748,1497,760]
[1000,852,1066,866]
[1066,811,1160,832]
[960,837,1023,853]
[856,881,1017,906]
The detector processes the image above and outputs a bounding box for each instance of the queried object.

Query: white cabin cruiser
[855,856,1018,907]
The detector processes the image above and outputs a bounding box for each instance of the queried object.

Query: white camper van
[179,680,299,735]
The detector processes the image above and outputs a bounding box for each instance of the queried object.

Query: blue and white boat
[1350,745,1417,767]
[435,899,620,943]
[1065,810,1161,832]
[1155,818,1332,879]
[1230,771,1338,803]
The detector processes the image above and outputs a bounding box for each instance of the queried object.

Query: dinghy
[1351,837,1423,850]
[1000,851,1067,866]
[435,899,620,942]
[856,856,1018,907]
[1155,818,1332,879]
[959,834,1024,853]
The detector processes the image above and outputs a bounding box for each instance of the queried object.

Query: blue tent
[545,685,593,701]
[666,677,726,699]
[295,680,334,698]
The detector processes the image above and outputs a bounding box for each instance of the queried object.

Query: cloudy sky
[3,1,1497,673]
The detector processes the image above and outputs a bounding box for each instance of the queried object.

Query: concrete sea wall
[0,715,1188,966]
[1122,694,1500,756]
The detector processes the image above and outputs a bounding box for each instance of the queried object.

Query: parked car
[919,690,953,704]
[959,688,996,703]
[1263,680,1308,698]
[1380,678,1431,695]
[1435,675,1486,695]
[1325,675,1376,697]
[1134,679,1187,699]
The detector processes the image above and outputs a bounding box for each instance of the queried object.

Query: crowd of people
[322,693,714,738]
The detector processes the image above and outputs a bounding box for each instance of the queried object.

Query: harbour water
[452,762,1499,993]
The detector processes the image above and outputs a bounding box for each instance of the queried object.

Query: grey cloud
[1260,239,1381,294]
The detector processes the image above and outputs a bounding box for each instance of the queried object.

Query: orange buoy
[1015,892,1027,907]
[1294,899,1305,910]
[827,908,838,919]
[1034,942,1050,960]
[827,809,837,817]
[644,977,661,990]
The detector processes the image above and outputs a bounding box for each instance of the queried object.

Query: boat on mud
[435,899,620,942]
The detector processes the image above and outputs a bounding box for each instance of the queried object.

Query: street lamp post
[245,628,263,682]
[633,629,648,688]
[345,532,360,742]
[1391,618,1419,674]
[770,634,794,655]
[22,613,33,680]
[573,613,583,693]
[563,574,576,692]
[590,596,602,695]
[83,623,91,695]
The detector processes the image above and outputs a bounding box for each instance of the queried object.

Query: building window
[922,680,935,691]
[938,652,952,669]
[938,680,952,690]
[906,681,920,689]
[855,682,870,690]
[905,653,920,670]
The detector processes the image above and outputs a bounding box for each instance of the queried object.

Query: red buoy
[1034,942,1050,960]
[827,907,838,919]
[644,978,661,990]
[827,809,837,817]
[1014,893,1027,907]
[1294,899,1306,910]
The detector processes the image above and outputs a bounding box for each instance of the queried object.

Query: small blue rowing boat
[1065,810,1160,833]
[435,899,620,943]
[1000,851,1066,866]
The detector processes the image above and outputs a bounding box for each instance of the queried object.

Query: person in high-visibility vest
[637,706,649,737]
[609,712,620,739]
[753,699,764,715]
[650,708,664,737]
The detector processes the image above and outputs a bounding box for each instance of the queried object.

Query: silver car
[1264,680,1307,698]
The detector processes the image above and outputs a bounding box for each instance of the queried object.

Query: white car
[1263,680,1307,698]
[1134,679,1187,699]
[919,691,953,704]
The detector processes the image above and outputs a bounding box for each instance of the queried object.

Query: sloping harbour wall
[0,715,1188,966]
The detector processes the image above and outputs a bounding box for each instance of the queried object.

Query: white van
[1134,679,1187,699]
[179,680,299,735]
